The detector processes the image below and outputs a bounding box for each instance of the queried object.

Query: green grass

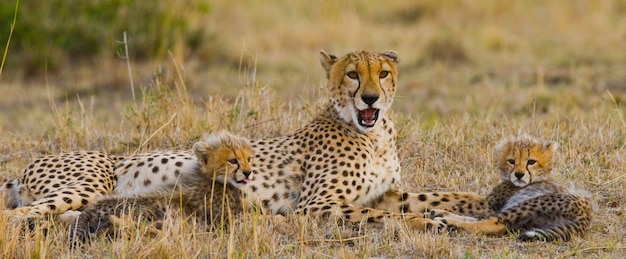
[1,0,626,258]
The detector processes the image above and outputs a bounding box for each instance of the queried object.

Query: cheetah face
[320,50,399,132]
[222,152,254,188]
[495,135,557,187]
[194,131,255,188]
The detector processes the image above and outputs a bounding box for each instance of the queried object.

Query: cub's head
[495,134,558,187]
[193,131,254,188]
[320,50,399,132]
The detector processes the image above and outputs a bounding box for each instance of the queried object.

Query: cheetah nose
[514,172,525,179]
[361,94,379,106]
[243,171,251,178]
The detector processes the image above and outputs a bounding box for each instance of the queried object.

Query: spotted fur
[111,50,486,232]
[426,135,593,242]
[1,151,120,217]
[64,131,253,241]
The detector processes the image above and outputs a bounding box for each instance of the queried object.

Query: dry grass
[1,0,626,258]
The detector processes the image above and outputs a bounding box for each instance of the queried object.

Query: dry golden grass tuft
[1,1,626,258]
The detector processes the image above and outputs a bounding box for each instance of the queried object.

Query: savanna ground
[0,0,625,258]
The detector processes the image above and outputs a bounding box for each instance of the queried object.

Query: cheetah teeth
[358,108,379,127]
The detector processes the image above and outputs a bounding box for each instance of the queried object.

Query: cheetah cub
[426,134,592,242]
[67,131,254,241]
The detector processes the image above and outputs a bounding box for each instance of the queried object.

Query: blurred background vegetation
[1,0,626,132]
[3,1,626,80]
[1,0,215,75]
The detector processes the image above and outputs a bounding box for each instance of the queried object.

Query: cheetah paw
[517,230,546,242]
[425,218,448,234]
[427,215,463,233]
[423,209,451,219]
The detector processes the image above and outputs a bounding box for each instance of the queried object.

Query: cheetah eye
[527,159,537,166]
[228,159,238,165]
[247,157,253,163]
[507,159,515,165]
[379,71,389,78]
[346,71,359,79]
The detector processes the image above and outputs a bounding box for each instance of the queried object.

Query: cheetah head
[320,50,399,132]
[193,131,255,188]
[495,134,557,187]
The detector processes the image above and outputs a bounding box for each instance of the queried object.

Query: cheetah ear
[320,50,337,78]
[381,50,399,62]
[494,137,511,155]
[545,141,559,153]
[193,141,210,166]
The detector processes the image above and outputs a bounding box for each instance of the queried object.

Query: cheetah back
[112,151,197,196]
[5,151,119,217]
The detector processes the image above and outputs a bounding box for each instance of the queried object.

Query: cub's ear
[494,136,512,156]
[320,50,337,77]
[381,50,399,62]
[545,141,559,153]
[193,141,209,165]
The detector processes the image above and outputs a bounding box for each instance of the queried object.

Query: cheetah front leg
[373,189,486,215]
[298,198,447,232]
[424,209,481,223]
[422,208,507,235]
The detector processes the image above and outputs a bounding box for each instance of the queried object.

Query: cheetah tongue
[358,108,379,127]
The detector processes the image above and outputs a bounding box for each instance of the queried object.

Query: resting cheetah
[0,151,120,217]
[112,50,484,231]
[426,135,593,241]
[66,131,253,241]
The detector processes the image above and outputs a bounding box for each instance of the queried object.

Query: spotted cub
[67,131,253,241]
[426,135,593,241]
[1,151,120,217]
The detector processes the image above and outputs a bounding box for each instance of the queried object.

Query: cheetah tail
[517,220,590,242]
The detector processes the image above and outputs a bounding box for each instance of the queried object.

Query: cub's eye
[247,157,253,163]
[346,71,359,79]
[507,159,515,165]
[379,71,390,78]
[228,159,238,165]
[527,159,537,165]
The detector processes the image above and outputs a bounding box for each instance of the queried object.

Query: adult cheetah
[112,50,484,231]
[425,135,593,241]
[64,131,254,241]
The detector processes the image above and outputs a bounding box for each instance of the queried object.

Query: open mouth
[357,108,380,128]
[236,178,251,185]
